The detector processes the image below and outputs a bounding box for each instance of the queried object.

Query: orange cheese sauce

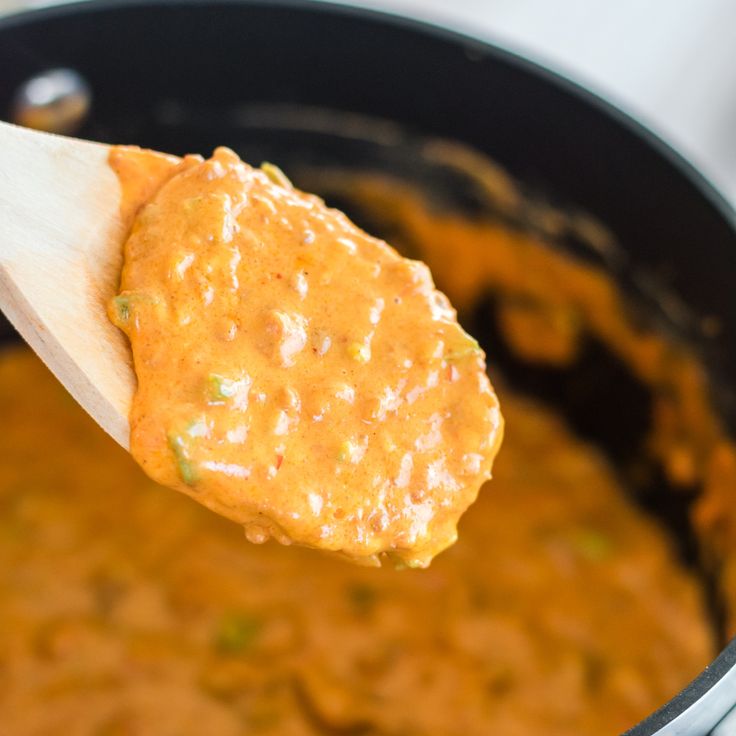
[313,170,736,635]
[0,349,713,736]
[107,147,503,567]
[321,174,721,487]
[2,140,731,735]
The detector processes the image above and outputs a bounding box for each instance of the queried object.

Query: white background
[3,0,736,204]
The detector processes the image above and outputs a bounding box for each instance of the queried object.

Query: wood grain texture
[0,121,132,448]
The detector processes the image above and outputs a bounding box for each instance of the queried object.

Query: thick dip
[108,147,503,567]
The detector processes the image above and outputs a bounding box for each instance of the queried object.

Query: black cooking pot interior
[1,1,736,734]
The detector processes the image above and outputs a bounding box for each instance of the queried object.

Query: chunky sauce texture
[2,144,732,735]
[313,168,736,636]
[107,147,503,567]
[0,349,713,735]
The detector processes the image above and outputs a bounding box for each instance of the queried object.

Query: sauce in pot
[0,146,730,735]
[0,348,712,735]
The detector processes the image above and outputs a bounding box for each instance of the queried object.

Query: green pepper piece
[571,528,613,562]
[260,162,293,189]
[111,295,132,324]
[214,612,262,655]
[446,336,483,362]
[168,433,198,485]
[207,373,240,403]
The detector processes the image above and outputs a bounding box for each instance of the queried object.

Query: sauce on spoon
[108,146,503,567]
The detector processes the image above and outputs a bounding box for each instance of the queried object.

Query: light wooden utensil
[0,121,133,448]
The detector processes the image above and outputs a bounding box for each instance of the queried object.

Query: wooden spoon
[0,121,133,448]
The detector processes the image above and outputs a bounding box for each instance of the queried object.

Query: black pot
[1,2,735,733]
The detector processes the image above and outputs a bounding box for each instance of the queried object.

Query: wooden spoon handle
[0,122,132,447]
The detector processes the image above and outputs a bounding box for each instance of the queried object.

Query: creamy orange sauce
[0,348,713,735]
[318,173,720,487]
[313,169,736,635]
[3,140,733,733]
[107,147,503,567]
